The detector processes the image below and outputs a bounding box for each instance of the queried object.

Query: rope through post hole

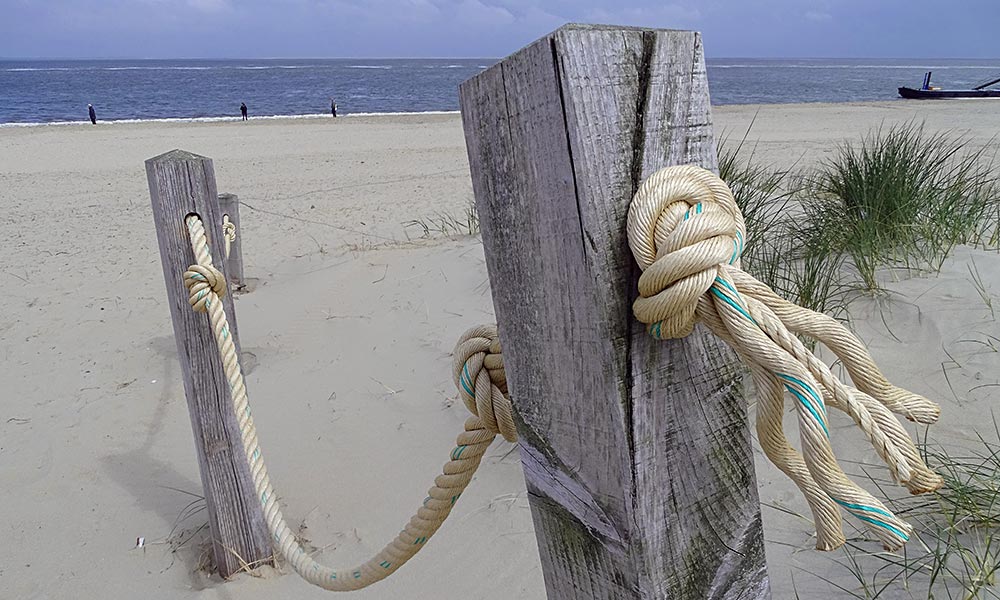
[221,214,236,260]
[627,165,943,551]
[182,214,515,591]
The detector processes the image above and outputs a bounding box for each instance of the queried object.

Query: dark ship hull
[898,86,1000,99]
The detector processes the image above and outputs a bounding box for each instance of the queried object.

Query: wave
[234,65,315,70]
[3,64,321,73]
[343,110,459,117]
[0,110,461,127]
[107,66,215,71]
[346,65,393,69]
[5,67,73,72]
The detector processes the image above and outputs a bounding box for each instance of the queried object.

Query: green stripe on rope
[710,279,755,324]
[775,372,827,416]
[782,383,830,437]
[834,503,910,541]
[460,363,474,397]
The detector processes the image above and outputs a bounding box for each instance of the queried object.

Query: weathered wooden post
[460,25,770,599]
[146,150,271,577]
[216,192,245,291]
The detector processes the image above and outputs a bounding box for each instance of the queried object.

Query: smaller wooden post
[216,192,245,291]
[146,150,271,578]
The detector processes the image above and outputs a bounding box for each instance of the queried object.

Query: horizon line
[3,55,1000,62]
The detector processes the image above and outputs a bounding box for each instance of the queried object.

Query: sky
[2,0,998,59]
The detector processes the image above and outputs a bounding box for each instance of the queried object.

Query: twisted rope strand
[627,165,941,550]
[740,286,912,483]
[698,299,848,549]
[183,215,514,590]
[749,365,847,550]
[728,269,940,424]
[743,291,942,493]
[707,272,914,549]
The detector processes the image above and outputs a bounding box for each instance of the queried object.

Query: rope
[626,165,943,551]
[222,214,236,260]
[182,215,514,591]
[176,162,941,592]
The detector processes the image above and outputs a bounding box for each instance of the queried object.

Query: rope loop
[184,264,226,312]
[222,214,236,259]
[628,165,747,339]
[452,324,516,442]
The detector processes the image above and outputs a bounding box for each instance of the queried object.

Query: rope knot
[452,325,516,441]
[624,164,943,551]
[184,264,227,312]
[627,165,747,339]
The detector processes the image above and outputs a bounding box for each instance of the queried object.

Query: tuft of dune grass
[718,130,853,319]
[806,122,1000,293]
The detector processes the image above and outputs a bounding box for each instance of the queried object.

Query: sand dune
[1,102,998,599]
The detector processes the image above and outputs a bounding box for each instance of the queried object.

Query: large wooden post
[460,25,770,599]
[146,150,272,577]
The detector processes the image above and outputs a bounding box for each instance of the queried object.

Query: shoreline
[0,110,463,128]
[5,97,1000,128]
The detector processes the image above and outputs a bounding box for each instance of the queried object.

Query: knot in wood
[626,165,747,339]
[184,264,227,312]
[452,324,516,441]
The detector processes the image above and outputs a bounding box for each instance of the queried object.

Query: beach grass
[720,121,1000,315]
[402,198,480,239]
[718,134,854,319]
[805,122,1000,292]
[810,425,1000,599]
[722,125,1000,597]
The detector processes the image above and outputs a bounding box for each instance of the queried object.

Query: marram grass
[718,123,1000,599]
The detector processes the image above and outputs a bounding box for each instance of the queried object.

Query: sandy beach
[2,101,999,599]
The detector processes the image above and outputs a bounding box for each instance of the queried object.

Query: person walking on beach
[240,102,248,121]
[88,104,97,125]
[330,98,337,117]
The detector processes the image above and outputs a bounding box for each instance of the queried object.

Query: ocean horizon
[3,57,999,125]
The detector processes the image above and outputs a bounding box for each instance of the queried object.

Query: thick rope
[183,215,514,590]
[627,165,943,551]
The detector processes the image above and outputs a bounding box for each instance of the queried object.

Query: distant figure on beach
[88,104,97,125]
[330,98,337,117]
[240,102,248,121]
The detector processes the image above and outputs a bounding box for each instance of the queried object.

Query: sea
[2,58,999,126]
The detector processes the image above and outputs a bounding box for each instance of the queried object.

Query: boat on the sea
[898,70,1000,99]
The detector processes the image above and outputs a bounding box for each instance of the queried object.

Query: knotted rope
[183,214,514,590]
[627,165,943,551]
[222,214,236,259]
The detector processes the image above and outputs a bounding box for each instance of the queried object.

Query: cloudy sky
[2,0,997,59]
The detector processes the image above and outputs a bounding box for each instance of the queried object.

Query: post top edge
[557,22,697,34]
[459,22,699,92]
[146,148,210,164]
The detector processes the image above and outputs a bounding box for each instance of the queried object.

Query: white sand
[1,102,998,599]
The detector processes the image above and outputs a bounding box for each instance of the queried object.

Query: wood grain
[460,24,770,599]
[146,150,271,578]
